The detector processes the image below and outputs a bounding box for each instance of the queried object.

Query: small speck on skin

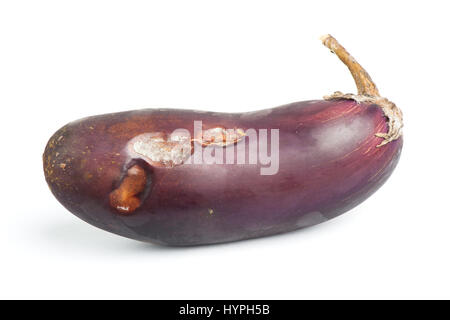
[57,135,64,141]
[208,208,214,215]
[55,152,59,157]
[59,163,66,169]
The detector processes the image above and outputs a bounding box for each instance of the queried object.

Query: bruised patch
[128,131,192,167]
[195,127,245,147]
[126,126,245,168]
[109,165,147,214]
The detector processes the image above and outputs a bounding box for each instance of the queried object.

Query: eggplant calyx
[324,92,403,147]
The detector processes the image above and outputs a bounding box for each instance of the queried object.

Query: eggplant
[43,35,403,246]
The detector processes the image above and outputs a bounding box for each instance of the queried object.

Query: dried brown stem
[321,34,379,97]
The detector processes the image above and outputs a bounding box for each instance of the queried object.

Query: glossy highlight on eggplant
[43,35,403,246]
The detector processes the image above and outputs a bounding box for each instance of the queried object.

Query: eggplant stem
[321,34,379,97]
[320,34,403,147]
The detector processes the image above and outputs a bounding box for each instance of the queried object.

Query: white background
[1,0,449,299]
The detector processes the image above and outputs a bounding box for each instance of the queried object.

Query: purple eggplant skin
[43,99,402,246]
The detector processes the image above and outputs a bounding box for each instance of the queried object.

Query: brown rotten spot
[109,165,147,214]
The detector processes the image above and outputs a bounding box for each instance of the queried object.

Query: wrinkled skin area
[44,100,402,245]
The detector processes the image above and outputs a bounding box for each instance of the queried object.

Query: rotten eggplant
[43,35,403,245]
